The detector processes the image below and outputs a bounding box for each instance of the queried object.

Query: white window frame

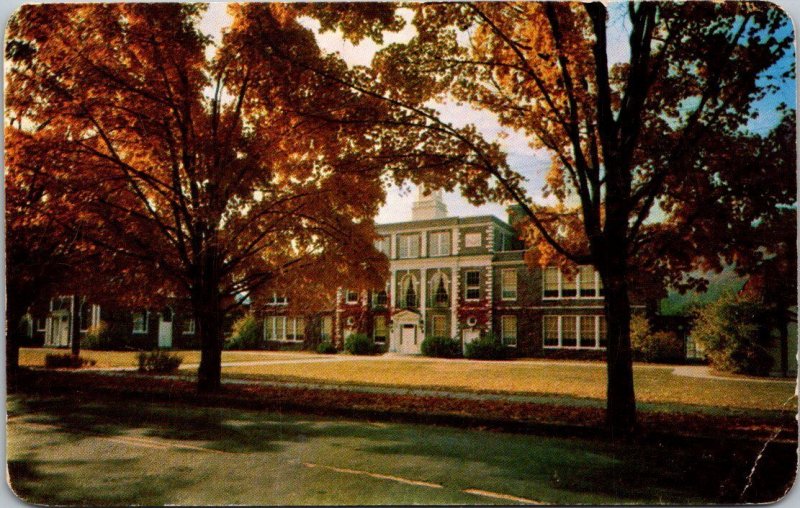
[398,233,420,259]
[132,311,149,334]
[429,272,450,307]
[464,270,481,301]
[264,316,304,342]
[428,231,451,257]
[501,315,517,347]
[464,232,482,248]
[36,318,47,332]
[542,266,603,300]
[501,268,518,301]
[345,289,360,304]
[268,293,288,306]
[399,274,419,308]
[542,315,606,350]
[183,318,196,335]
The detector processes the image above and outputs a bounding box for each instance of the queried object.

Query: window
[428,231,451,257]
[464,270,481,300]
[265,316,304,342]
[132,311,148,334]
[501,315,517,347]
[544,315,605,349]
[183,318,196,335]
[398,233,420,258]
[543,267,559,298]
[432,315,448,338]
[579,316,597,348]
[400,274,418,308]
[464,232,482,248]
[345,290,359,304]
[561,316,577,347]
[374,316,388,343]
[501,269,517,300]
[375,236,391,257]
[579,266,597,297]
[320,316,332,341]
[36,318,47,332]
[544,266,601,299]
[430,272,449,307]
[268,293,288,306]
[543,316,559,347]
[561,271,577,298]
[373,289,388,306]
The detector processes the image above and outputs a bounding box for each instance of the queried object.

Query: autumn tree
[295,2,794,435]
[5,3,390,391]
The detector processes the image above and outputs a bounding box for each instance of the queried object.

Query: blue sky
[198,2,796,225]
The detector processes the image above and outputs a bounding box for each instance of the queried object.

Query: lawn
[18,348,311,369]
[7,392,793,505]
[222,357,797,412]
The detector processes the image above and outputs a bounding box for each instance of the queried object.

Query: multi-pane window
[543,266,602,299]
[428,231,451,257]
[561,316,578,347]
[501,269,517,300]
[375,236,391,257]
[579,316,596,348]
[268,293,288,306]
[464,270,481,300]
[464,232,482,248]
[132,311,148,334]
[543,316,559,347]
[398,233,420,258]
[430,273,449,307]
[543,315,606,349]
[432,315,448,338]
[373,316,388,343]
[543,267,560,298]
[265,316,304,342]
[501,315,517,347]
[320,316,333,341]
[400,275,418,308]
[345,290,359,304]
[579,266,597,297]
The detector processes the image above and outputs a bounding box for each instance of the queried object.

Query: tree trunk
[600,261,637,438]
[194,244,224,392]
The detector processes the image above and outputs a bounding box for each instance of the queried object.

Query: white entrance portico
[390,309,422,354]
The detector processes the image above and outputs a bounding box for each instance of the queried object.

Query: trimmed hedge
[137,350,183,373]
[316,341,338,354]
[464,333,511,360]
[44,354,96,369]
[224,314,261,350]
[344,333,380,355]
[421,336,462,358]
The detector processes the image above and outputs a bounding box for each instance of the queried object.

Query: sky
[198,2,796,225]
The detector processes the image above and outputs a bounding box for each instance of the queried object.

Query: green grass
[223,357,797,412]
[19,348,312,369]
[8,392,792,505]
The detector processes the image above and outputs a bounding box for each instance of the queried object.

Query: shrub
[44,354,96,369]
[464,333,510,360]
[316,341,338,354]
[421,336,462,358]
[692,292,773,376]
[344,333,379,355]
[630,315,684,363]
[82,321,117,350]
[137,349,183,374]
[224,314,261,350]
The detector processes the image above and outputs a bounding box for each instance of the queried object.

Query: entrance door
[400,324,420,354]
[50,313,70,347]
[158,307,173,348]
[461,329,480,354]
